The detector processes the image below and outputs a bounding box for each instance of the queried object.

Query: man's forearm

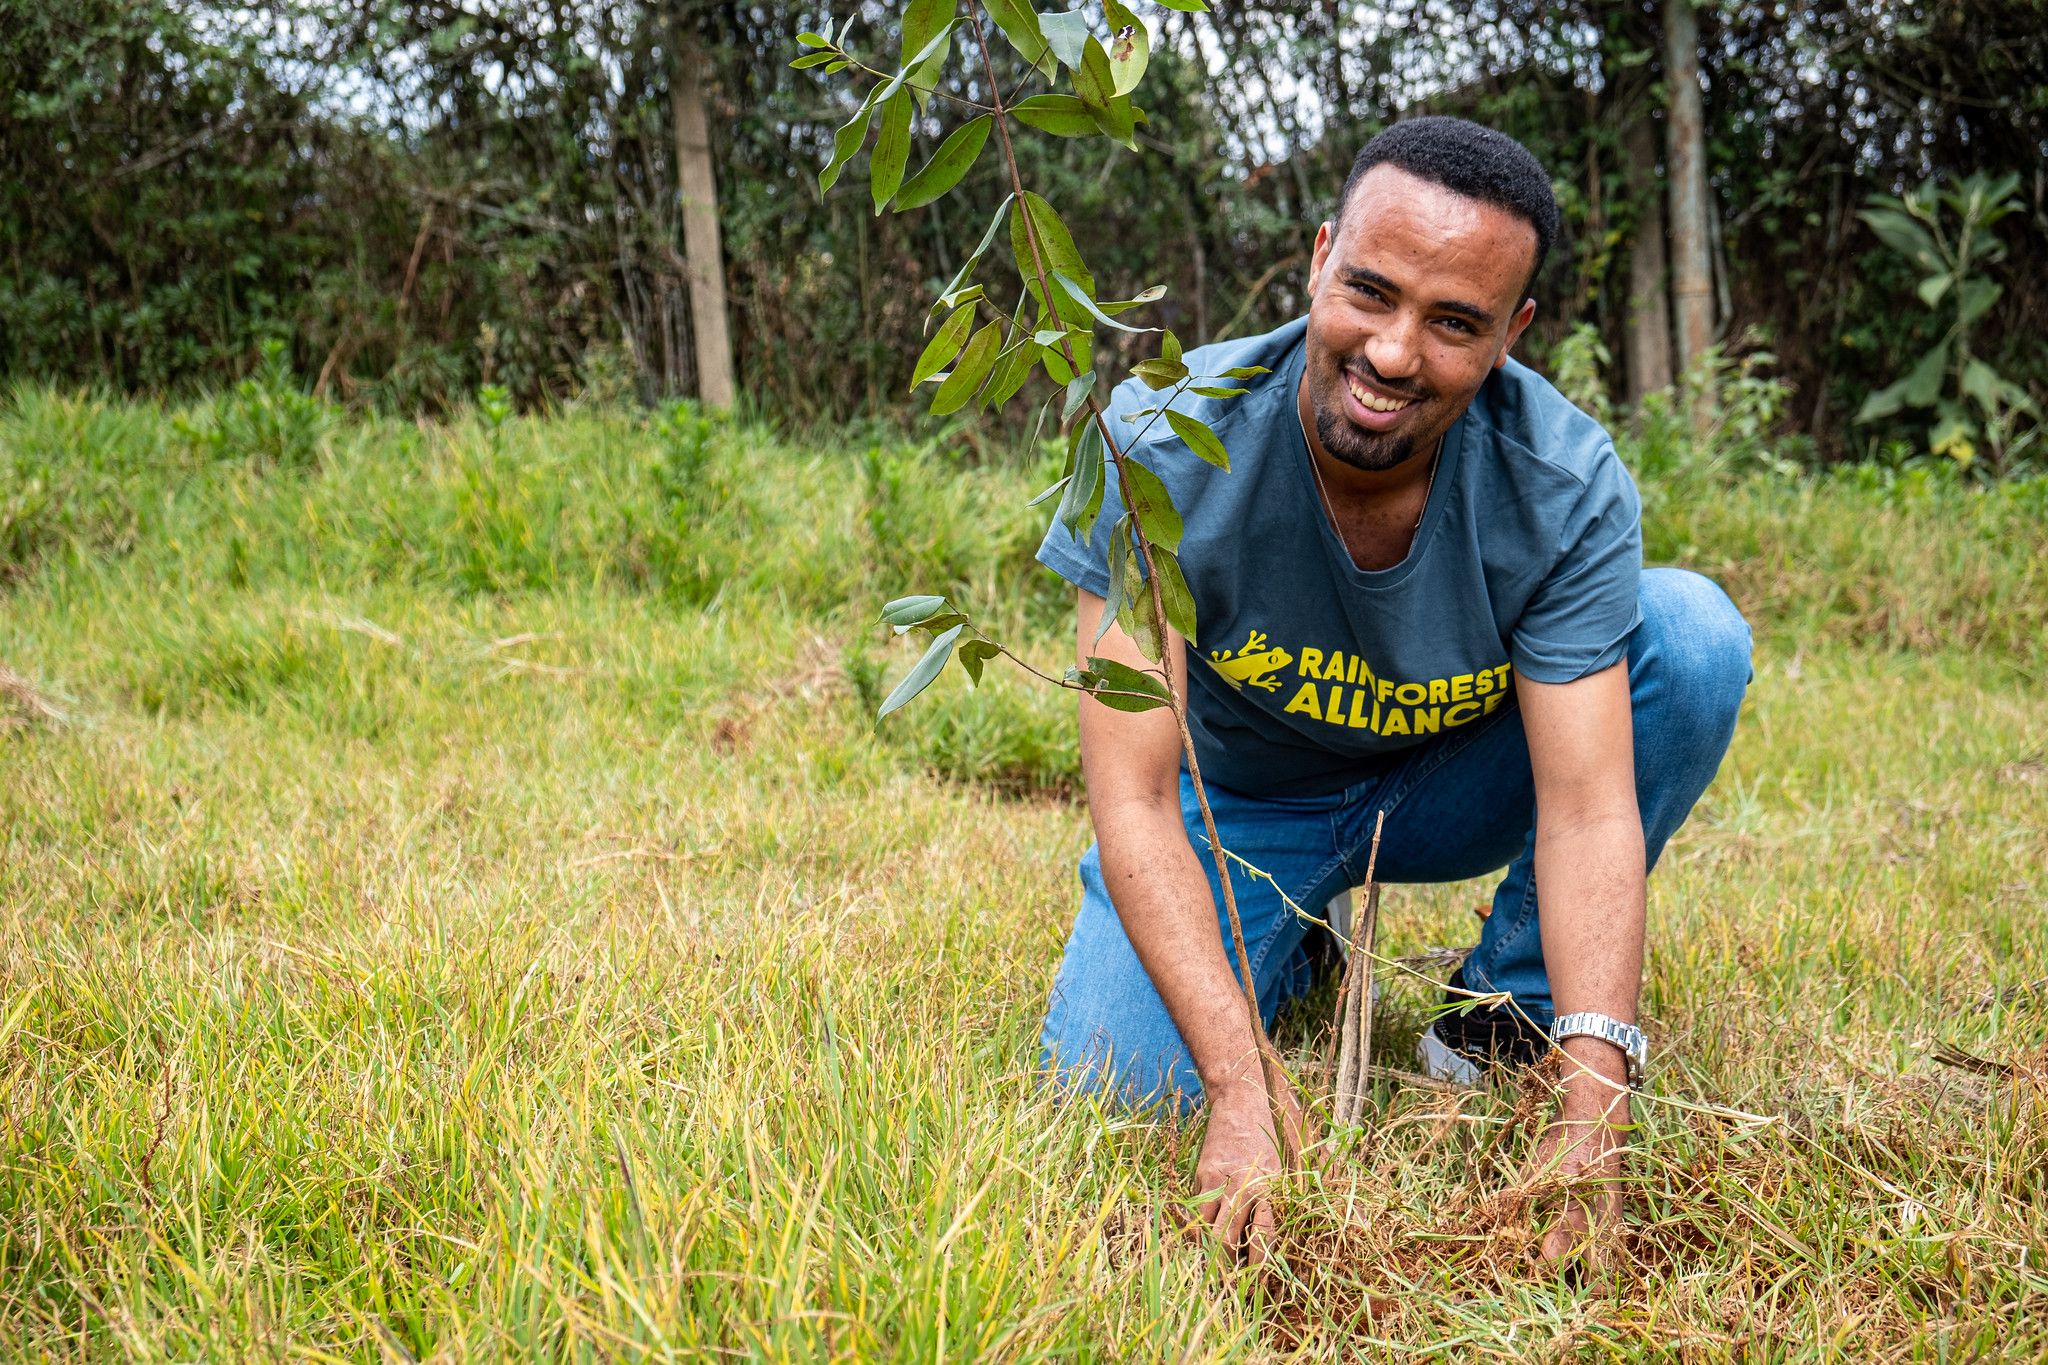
[1533,809,1645,1106]
[1094,798,1265,1101]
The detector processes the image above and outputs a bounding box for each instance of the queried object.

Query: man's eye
[1437,316,1476,335]
[1350,283,1385,302]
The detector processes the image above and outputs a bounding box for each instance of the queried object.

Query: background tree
[2,0,2041,463]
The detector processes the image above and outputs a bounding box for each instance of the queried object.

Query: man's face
[1302,165,1539,472]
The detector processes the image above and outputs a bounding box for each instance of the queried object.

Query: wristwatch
[1550,1012,1648,1085]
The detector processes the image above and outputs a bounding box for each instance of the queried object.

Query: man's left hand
[1523,1037,1632,1262]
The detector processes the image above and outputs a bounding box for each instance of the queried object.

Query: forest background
[6,0,2045,465]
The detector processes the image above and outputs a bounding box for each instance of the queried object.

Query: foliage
[1854,174,2041,474]
[173,340,337,469]
[1548,323,1613,428]
[793,0,1249,726]
[1629,346,1804,486]
[2,1,2043,462]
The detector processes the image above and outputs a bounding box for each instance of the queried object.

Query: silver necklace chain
[1297,399,1441,536]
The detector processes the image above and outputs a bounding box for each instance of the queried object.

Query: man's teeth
[1347,375,1414,413]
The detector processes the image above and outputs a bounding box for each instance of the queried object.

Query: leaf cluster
[1855,173,2040,472]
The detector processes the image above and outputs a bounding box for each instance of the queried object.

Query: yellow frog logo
[1207,629,1292,692]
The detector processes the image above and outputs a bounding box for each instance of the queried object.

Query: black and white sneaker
[1415,968,1551,1085]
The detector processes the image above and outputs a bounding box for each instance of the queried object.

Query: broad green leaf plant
[797,0,1301,1154]
[1856,172,2040,474]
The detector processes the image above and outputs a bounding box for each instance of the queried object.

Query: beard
[1305,351,1454,474]
[1312,402,1417,472]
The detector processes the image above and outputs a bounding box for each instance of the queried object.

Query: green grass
[1,387,2045,1359]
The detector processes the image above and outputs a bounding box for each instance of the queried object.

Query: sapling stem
[964,3,1295,1167]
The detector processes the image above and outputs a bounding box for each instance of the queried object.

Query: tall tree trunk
[673,19,735,410]
[1663,0,1713,425]
[1623,111,1673,402]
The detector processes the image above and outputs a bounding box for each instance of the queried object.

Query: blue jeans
[1038,567,1752,1110]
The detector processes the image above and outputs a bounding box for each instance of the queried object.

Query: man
[1034,117,1752,1258]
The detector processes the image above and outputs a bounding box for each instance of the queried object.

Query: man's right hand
[1071,586,1302,1258]
[1194,1078,1306,1262]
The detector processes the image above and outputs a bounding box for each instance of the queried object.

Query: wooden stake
[1332,811,1385,1127]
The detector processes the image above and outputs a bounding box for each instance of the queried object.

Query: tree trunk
[1663,0,1713,426]
[673,19,735,410]
[1623,111,1673,402]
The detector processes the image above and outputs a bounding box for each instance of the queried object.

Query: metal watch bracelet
[1550,1011,1647,1085]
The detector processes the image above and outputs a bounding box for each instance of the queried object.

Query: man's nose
[1363,315,1424,382]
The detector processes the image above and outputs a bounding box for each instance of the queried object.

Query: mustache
[1341,359,1429,403]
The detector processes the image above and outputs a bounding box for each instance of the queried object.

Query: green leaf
[1119,457,1182,551]
[875,21,957,107]
[1858,205,1942,274]
[1187,385,1249,398]
[1058,420,1105,538]
[1151,544,1197,645]
[1040,342,1077,386]
[1011,94,1100,138]
[958,638,1001,686]
[895,115,992,211]
[1916,272,1953,308]
[1153,0,1207,11]
[931,193,1014,315]
[1960,359,2005,413]
[983,335,1038,411]
[880,594,949,628]
[1216,366,1271,379]
[878,624,964,717]
[1902,337,1951,408]
[983,0,1057,78]
[1928,401,1977,463]
[1074,655,1171,712]
[931,320,1003,414]
[790,50,840,68]
[1027,474,1071,507]
[819,92,879,194]
[1955,278,2002,328]
[1160,329,1182,366]
[1165,409,1229,469]
[1039,8,1091,68]
[1855,376,1911,424]
[796,31,832,47]
[1074,36,1115,111]
[1097,284,1167,316]
[1095,515,1132,646]
[1131,359,1185,390]
[1090,93,1137,148]
[1062,371,1098,422]
[870,90,913,211]
[1052,271,1158,334]
[1103,0,1149,95]
[912,306,976,388]
[899,0,953,107]
[1114,549,1162,661]
[1011,191,1092,322]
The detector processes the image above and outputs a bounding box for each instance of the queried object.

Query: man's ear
[1494,297,1538,370]
[1307,220,1333,296]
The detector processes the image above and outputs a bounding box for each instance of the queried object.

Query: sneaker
[1414,968,1551,1085]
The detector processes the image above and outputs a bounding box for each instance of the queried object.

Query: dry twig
[1331,811,1386,1127]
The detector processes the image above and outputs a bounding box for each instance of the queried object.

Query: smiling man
[1034,117,1752,1258]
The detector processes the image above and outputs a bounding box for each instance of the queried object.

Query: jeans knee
[1637,568,1752,728]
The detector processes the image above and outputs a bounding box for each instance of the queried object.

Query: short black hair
[1337,116,1560,299]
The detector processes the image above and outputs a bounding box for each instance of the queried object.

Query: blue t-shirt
[1036,316,1642,798]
